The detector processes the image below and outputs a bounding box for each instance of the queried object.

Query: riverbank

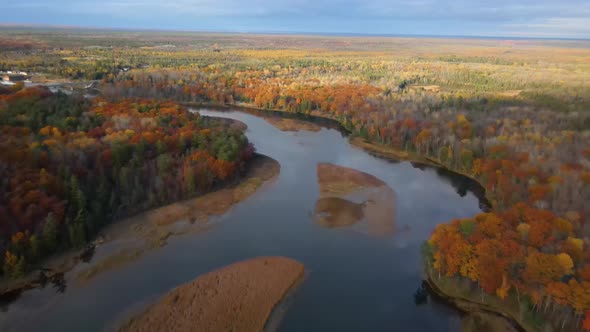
[186,102,351,134]
[348,137,491,209]
[119,256,305,332]
[424,262,537,332]
[209,102,491,207]
[348,137,437,167]
[0,153,280,301]
[74,153,280,283]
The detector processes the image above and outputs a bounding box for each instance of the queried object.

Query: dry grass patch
[119,257,304,332]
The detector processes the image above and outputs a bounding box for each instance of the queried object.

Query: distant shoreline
[1,24,589,42]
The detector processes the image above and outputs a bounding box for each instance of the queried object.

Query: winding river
[0,108,484,331]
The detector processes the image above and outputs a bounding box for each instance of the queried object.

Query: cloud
[2,0,589,38]
[503,17,590,38]
[360,0,590,21]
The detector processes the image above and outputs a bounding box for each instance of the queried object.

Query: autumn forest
[1,28,590,331]
[0,87,253,278]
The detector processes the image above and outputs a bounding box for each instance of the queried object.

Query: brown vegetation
[265,117,321,132]
[75,154,280,283]
[119,256,304,332]
[315,163,395,235]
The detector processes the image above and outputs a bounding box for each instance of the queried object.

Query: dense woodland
[1,29,589,330]
[0,85,253,279]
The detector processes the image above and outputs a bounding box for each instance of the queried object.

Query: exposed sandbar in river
[119,256,305,332]
[314,163,396,235]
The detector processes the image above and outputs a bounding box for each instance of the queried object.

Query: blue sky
[2,0,589,38]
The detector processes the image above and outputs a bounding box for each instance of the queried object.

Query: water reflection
[314,197,364,227]
[410,162,491,211]
[0,271,66,313]
[313,163,396,236]
[1,109,486,332]
[0,245,95,312]
[414,281,429,305]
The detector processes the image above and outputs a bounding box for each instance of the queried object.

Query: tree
[556,253,574,276]
[583,310,590,331]
[476,239,506,294]
[3,251,18,277]
[68,221,86,248]
[1,89,253,277]
[13,256,26,279]
[524,251,567,285]
[29,234,40,260]
[42,213,58,252]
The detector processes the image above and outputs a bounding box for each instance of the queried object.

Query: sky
[2,0,590,38]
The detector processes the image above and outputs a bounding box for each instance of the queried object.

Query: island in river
[314,163,396,236]
[119,256,305,332]
[264,117,322,132]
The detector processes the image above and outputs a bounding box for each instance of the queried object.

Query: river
[0,108,484,331]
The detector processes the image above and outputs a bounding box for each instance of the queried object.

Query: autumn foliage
[0,87,253,278]
[426,203,589,329]
[94,44,589,330]
[3,32,590,329]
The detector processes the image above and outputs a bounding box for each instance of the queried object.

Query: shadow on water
[204,104,351,136]
[0,244,94,311]
[414,281,429,305]
[410,162,491,211]
[313,197,365,228]
[0,272,67,312]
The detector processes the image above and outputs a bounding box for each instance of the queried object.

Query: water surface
[0,108,483,332]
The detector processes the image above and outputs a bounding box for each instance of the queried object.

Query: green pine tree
[42,213,58,252]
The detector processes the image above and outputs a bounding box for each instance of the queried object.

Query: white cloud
[1,0,589,38]
[503,17,590,38]
[7,0,312,17]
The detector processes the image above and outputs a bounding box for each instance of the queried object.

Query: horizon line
[1,23,589,42]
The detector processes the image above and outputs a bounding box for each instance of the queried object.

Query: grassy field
[2,28,590,113]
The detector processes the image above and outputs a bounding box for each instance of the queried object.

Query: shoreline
[119,256,305,332]
[348,137,491,210]
[74,153,280,284]
[198,101,491,207]
[0,153,280,302]
[183,101,351,135]
[196,102,507,328]
[425,262,533,332]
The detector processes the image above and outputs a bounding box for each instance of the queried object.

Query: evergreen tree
[68,221,86,248]
[29,235,40,261]
[42,213,58,252]
[12,256,26,279]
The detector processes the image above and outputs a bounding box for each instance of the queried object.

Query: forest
[1,28,589,330]
[0,84,253,279]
